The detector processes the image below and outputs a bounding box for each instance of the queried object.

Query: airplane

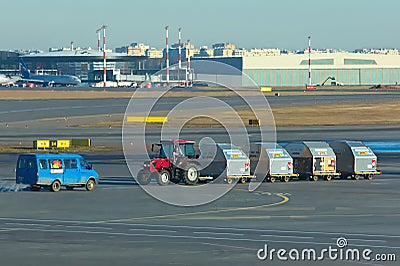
[19,58,81,87]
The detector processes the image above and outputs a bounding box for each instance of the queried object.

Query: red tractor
[136,140,201,186]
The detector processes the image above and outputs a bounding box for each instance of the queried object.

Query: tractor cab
[152,140,196,165]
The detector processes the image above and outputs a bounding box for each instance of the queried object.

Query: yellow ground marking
[97,192,289,223]
[126,116,168,123]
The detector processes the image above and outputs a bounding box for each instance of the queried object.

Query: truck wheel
[50,180,61,192]
[137,170,151,185]
[157,169,171,186]
[183,164,199,185]
[85,179,96,191]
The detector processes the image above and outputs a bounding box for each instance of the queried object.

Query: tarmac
[0,88,398,265]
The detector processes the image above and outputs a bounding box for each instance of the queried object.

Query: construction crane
[321,76,343,86]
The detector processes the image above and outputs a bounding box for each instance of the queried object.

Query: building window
[300,59,334,65]
[344,59,377,65]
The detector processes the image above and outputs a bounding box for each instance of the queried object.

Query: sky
[1,0,399,51]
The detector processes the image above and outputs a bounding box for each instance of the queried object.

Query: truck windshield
[80,159,92,169]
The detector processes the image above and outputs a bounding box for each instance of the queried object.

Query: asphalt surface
[0,89,399,265]
[0,152,398,265]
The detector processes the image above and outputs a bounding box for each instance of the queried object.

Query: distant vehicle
[0,74,14,87]
[90,81,137,88]
[19,58,81,87]
[319,76,344,86]
[16,153,99,192]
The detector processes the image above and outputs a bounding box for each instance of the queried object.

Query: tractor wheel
[157,169,171,186]
[183,164,200,185]
[137,170,151,185]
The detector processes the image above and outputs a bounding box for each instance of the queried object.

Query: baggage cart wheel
[281,176,290,183]
[227,178,234,184]
[364,174,373,180]
[325,175,332,181]
[352,175,361,180]
[310,176,318,182]
[269,177,276,183]
[240,177,247,184]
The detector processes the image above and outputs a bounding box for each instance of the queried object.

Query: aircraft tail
[19,58,31,79]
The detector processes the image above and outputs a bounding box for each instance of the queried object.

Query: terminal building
[2,46,400,87]
[195,52,400,87]
[19,50,162,83]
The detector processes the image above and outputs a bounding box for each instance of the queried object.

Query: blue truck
[16,153,99,192]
